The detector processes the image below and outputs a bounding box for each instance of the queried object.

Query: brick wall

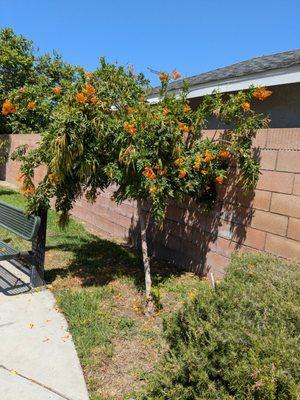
[3,129,300,277]
[1,134,47,184]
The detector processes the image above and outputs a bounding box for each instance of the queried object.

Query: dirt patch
[83,278,168,399]
[91,335,161,400]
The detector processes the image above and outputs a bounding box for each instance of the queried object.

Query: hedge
[138,253,300,400]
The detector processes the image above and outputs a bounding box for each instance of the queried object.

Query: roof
[149,50,300,100]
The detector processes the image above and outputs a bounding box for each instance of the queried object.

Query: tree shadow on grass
[44,234,183,291]
[0,188,17,196]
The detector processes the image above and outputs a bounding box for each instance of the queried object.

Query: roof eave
[148,64,300,103]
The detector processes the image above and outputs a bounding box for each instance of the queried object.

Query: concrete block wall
[2,134,47,184]
[3,129,300,277]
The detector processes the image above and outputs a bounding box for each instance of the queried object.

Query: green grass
[0,186,206,400]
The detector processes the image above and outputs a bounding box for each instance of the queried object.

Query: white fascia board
[148,64,300,103]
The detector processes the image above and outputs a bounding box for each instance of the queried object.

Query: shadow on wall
[128,149,261,276]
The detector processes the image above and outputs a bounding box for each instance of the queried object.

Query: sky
[1,0,300,85]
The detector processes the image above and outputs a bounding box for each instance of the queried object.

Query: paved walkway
[0,261,89,400]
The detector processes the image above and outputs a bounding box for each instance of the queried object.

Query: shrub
[138,253,300,399]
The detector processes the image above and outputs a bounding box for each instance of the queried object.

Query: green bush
[138,253,300,400]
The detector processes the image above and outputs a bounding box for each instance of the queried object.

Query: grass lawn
[0,186,207,400]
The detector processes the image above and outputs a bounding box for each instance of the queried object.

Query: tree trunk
[137,199,155,315]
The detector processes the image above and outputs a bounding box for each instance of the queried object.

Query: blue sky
[1,0,299,84]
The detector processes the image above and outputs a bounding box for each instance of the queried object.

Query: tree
[99,72,271,313]
[9,58,271,314]
[0,27,82,134]
[0,28,35,97]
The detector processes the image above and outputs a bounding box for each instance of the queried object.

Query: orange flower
[76,92,87,103]
[183,105,191,113]
[127,106,135,113]
[85,83,96,95]
[215,176,224,184]
[143,167,156,180]
[174,158,184,167]
[2,99,16,115]
[90,96,98,104]
[253,86,272,101]
[201,169,209,176]
[159,72,168,82]
[204,150,214,162]
[178,169,187,179]
[178,122,191,133]
[172,70,181,80]
[241,101,250,112]
[123,122,137,136]
[27,101,36,110]
[16,174,24,183]
[219,149,230,160]
[26,186,35,194]
[20,182,35,196]
[163,108,170,116]
[149,184,157,193]
[129,127,136,136]
[193,162,201,171]
[52,86,62,95]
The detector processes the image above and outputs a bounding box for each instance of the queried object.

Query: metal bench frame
[0,201,47,287]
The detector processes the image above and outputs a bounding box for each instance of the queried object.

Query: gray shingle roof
[150,50,300,96]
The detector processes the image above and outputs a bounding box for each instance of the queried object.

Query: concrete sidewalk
[0,261,89,400]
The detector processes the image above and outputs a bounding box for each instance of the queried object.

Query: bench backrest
[0,201,41,241]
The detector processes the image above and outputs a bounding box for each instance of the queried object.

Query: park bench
[0,200,47,287]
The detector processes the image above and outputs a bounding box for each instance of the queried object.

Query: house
[149,50,300,128]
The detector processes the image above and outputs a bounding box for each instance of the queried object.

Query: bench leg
[30,264,45,287]
[30,208,47,288]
